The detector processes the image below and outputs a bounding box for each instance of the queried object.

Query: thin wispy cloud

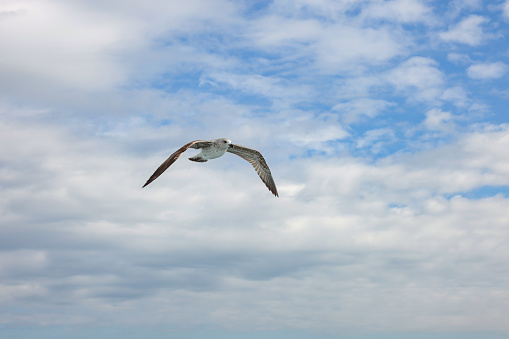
[1,1,509,339]
[361,0,434,24]
[504,0,509,20]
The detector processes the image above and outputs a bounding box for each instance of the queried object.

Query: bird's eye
[223,140,227,143]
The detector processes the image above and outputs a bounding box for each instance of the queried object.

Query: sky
[1,0,509,338]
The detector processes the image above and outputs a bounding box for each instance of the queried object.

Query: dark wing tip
[269,181,279,197]
[142,175,157,188]
[142,140,206,188]
[229,144,279,197]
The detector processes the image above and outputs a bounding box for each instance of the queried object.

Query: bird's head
[216,138,232,149]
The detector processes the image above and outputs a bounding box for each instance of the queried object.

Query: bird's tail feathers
[188,155,208,162]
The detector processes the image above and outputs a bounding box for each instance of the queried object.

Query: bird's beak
[229,144,233,148]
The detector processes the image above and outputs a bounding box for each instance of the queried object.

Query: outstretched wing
[143,140,211,188]
[227,144,279,197]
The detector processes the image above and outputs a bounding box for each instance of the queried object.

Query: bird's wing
[143,140,211,187]
[227,144,279,197]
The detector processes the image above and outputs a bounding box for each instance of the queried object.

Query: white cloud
[285,115,350,149]
[268,0,361,21]
[467,61,509,80]
[249,16,323,47]
[0,0,130,91]
[0,0,242,104]
[333,75,384,100]
[423,108,455,131]
[447,52,473,64]
[361,0,434,24]
[249,16,405,73]
[333,98,395,123]
[441,86,470,107]
[356,127,395,150]
[504,0,509,20]
[446,0,482,18]
[200,72,314,108]
[315,24,404,72]
[2,112,509,334]
[439,15,490,45]
[386,57,444,102]
[394,124,509,193]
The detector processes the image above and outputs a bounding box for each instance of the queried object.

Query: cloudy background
[1,0,509,338]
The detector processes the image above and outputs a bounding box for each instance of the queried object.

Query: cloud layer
[1,1,509,338]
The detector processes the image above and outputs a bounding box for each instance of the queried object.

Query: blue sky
[1,0,509,338]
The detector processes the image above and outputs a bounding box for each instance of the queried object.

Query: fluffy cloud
[467,61,509,80]
[0,0,130,92]
[314,24,404,72]
[386,57,445,102]
[249,17,405,73]
[284,113,350,149]
[2,116,509,333]
[0,0,241,106]
[440,86,470,107]
[439,15,490,45]
[423,108,455,131]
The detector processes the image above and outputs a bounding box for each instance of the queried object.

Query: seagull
[143,138,278,197]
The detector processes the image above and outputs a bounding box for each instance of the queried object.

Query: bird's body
[143,138,278,197]
[188,139,230,162]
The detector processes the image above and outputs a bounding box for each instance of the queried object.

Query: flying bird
[143,138,278,197]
